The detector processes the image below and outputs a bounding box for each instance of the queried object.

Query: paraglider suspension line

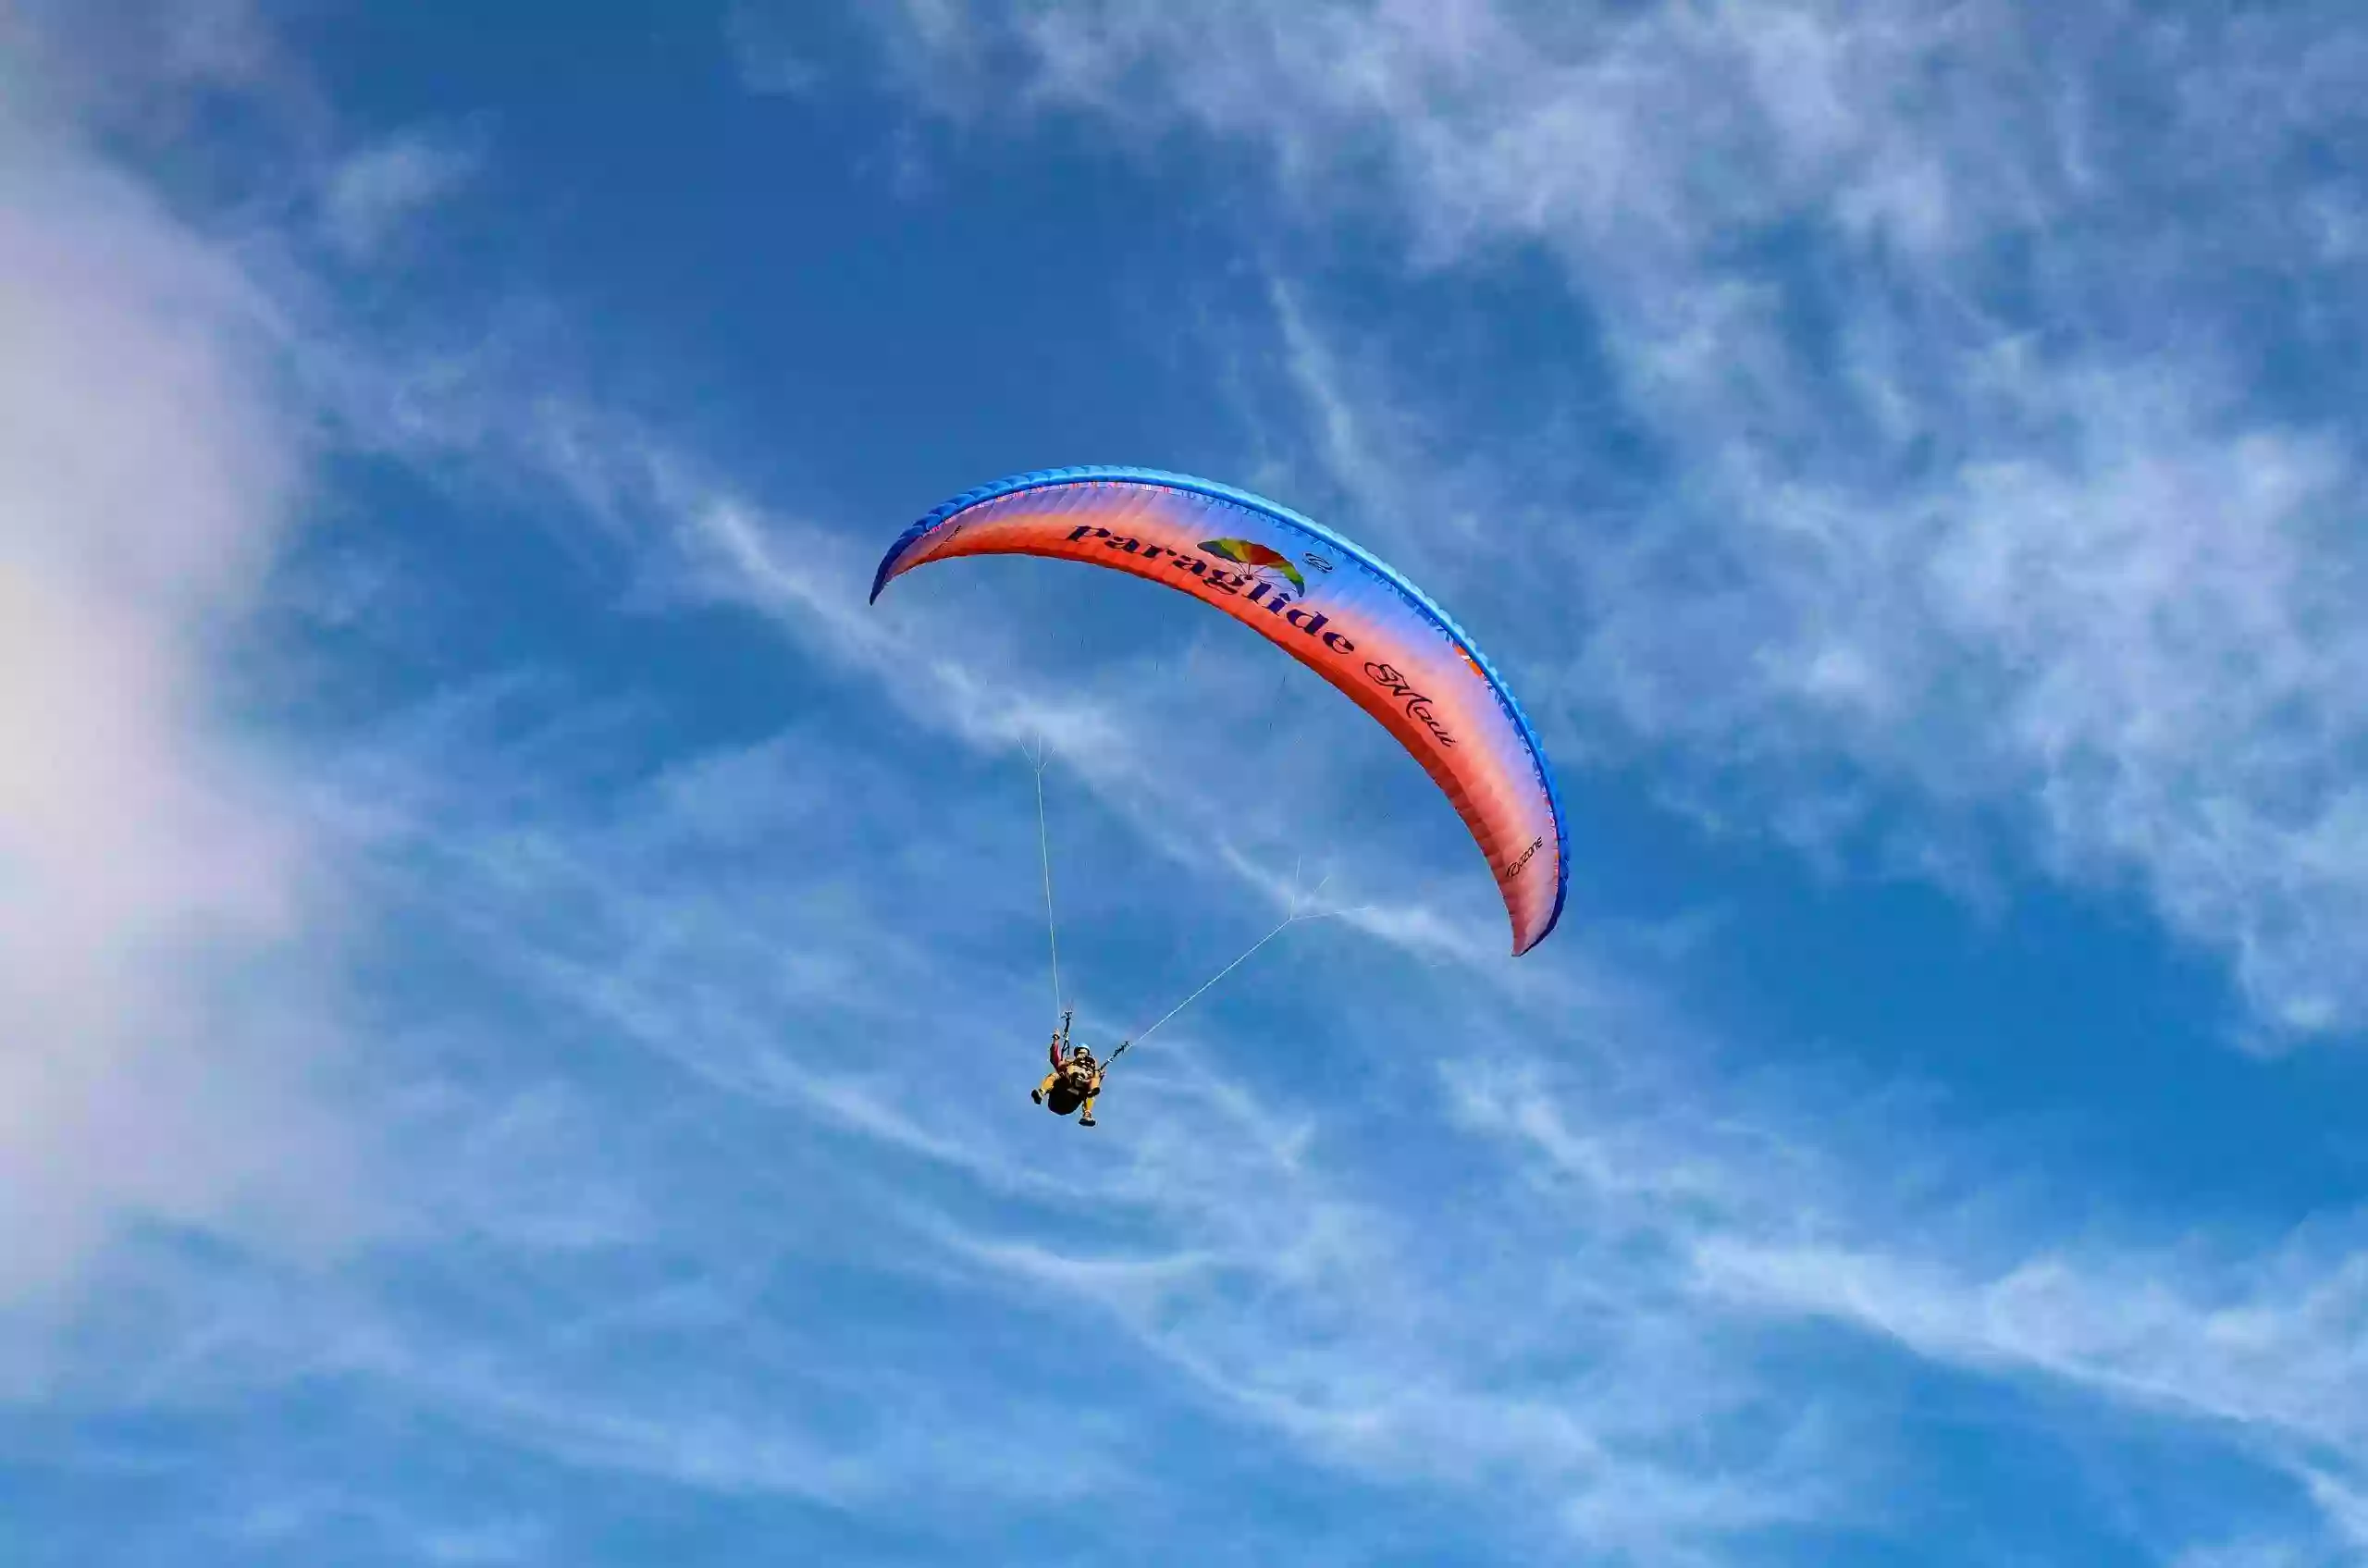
[1029,740,1065,1025]
[1128,865,1363,1048]
[1129,913,1296,1045]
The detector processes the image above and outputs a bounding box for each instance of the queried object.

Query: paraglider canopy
[871,466,1567,956]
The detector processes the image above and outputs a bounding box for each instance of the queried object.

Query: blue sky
[6,0,2368,1562]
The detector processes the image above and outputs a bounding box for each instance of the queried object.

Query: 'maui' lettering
[1364,661,1456,748]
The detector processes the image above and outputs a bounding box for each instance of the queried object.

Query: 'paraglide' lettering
[1364,661,1457,748]
[1048,526,1449,747]
[1062,524,1358,657]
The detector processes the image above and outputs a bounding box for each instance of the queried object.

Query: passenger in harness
[1030,1013,1107,1128]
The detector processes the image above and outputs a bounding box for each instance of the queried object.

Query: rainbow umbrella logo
[1198,537,1306,594]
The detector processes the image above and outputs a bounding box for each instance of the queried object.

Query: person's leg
[1033,1071,1059,1104]
[1079,1092,1098,1127]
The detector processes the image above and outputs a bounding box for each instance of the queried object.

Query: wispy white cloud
[723,0,827,97]
[318,128,486,262]
[1459,1056,2368,1563]
[1695,1223,2368,1462]
[1685,1216,2368,1563]
[0,71,368,1310]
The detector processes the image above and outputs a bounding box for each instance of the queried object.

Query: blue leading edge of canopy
[870,465,1570,951]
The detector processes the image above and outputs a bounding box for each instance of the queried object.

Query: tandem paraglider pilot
[1031,1011,1110,1128]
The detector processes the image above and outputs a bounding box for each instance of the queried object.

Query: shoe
[1079,1115,1096,1127]
[1030,1088,1044,1105]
